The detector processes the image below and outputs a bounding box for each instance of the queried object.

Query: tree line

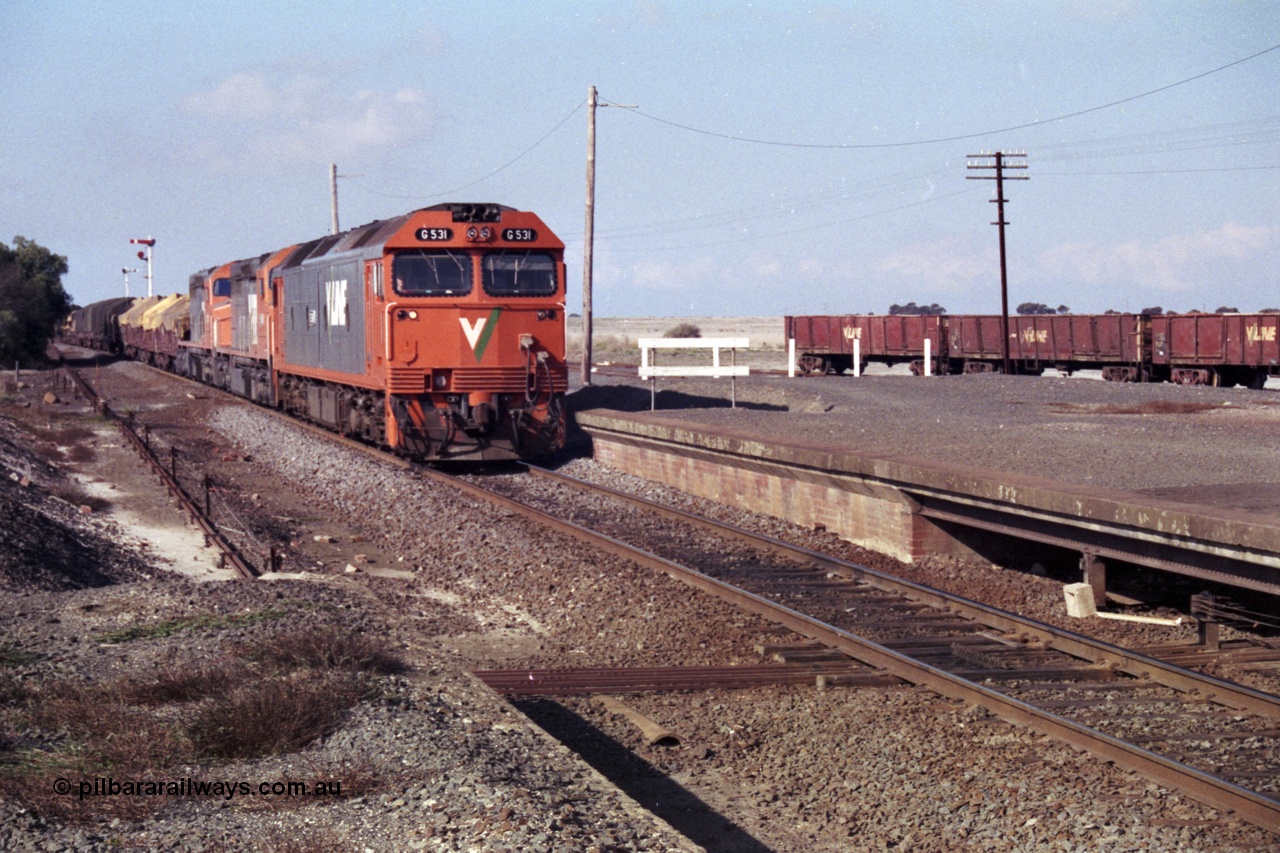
[0,237,71,366]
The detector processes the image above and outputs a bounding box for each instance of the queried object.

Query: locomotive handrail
[384,301,398,365]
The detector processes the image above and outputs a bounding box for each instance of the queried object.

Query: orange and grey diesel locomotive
[72,204,569,461]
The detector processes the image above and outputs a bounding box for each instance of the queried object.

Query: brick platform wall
[592,435,940,564]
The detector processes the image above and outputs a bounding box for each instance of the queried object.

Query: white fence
[638,337,749,409]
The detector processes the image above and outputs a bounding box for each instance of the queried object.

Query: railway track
[62,350,1280,834]
[457,464,1280,835]
[57,357,259,579]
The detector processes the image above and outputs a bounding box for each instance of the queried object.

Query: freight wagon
[1151,313,1278,389]
[786,312,1277,387]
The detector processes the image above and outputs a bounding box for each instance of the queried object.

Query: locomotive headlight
[396,309,419,320]
[434,371,450,389]
[466,226,478,240]
[408,310,418,320]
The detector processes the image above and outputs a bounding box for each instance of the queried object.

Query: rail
[58,359,259,579]
[506,464,1280,835]
[51,353,1280,832]
[637,337,749,409]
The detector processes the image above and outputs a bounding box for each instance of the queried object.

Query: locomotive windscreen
[481,251,557,296]
[393,251,473,296]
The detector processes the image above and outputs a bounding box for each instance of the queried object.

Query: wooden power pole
[582,86,597,385]
[967,151,1028,375]
[330,163,340,235]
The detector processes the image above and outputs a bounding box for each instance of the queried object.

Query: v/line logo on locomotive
[459,308,503,362]
[324,278,348,327]
[64,203,570,461]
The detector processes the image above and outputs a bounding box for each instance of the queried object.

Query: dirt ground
[567,317,788,369]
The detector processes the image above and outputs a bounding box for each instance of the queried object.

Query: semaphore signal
[129,237,155,297]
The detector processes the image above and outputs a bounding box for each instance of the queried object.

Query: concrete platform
[576,397,1280,591]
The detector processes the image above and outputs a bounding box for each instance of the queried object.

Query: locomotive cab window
[482,251,557,296]
[212,277,232,298]
[392,251,472,296]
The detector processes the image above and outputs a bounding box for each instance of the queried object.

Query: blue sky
[2,1,1277,317]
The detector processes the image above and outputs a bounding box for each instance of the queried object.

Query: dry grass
[0,622,406,823]
[241,626,407,675]
[298,753,393,800]
[3,681,190,821]
[663,322,702,338]
[185,672,368,760]
[119,658,247,705]
[65,444,96,463]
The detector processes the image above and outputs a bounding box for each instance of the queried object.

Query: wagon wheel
[797,354,828,375]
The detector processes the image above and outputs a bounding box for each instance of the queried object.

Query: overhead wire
[601,186,984,254]
[1032,116,1280,162]
[608,41,1280,149]
[343,44,1277,253]
[589,111,1279,247]
[349,99,585,201]
[593,163,964,240]
[1037,165,1280,175]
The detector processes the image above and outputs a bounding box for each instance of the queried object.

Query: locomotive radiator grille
[452,365,568,393]
[386,367,426,394]
[387,365,568,394]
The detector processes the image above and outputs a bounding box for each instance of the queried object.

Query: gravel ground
[0,367,698,852]
[2,359,1277,852]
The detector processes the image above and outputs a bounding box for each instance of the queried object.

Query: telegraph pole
[328,164,363,234]
[580,87,635,386]
[582,86,597,385]
[330,163,340,234]
[967,151,1028,375]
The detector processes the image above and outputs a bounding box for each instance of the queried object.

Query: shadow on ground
[566,383,787,415]
[514,698,776,853]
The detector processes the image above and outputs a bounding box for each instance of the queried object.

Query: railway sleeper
[957,665,1115,682]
